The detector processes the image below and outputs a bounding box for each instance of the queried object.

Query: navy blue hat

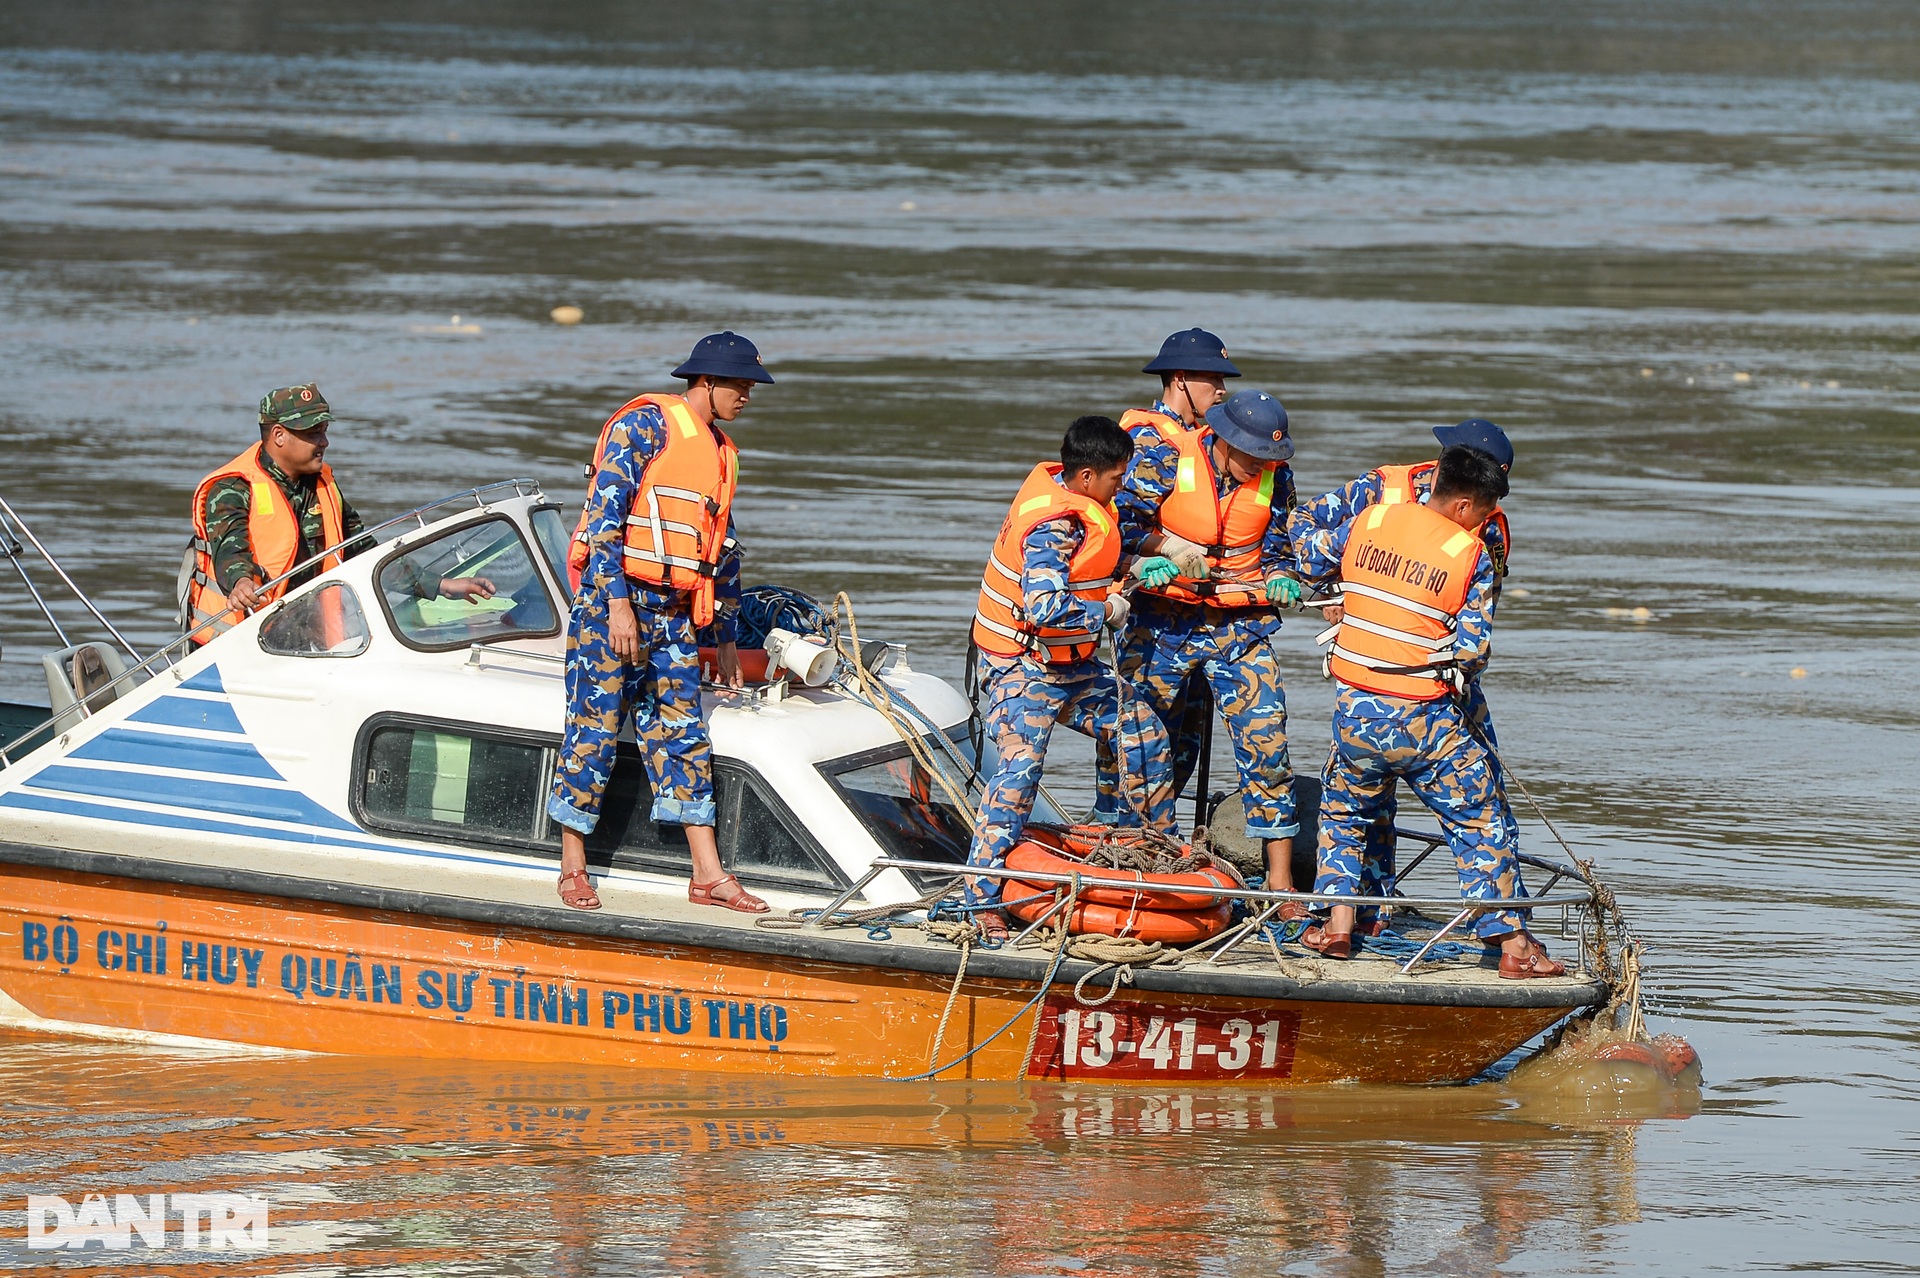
[1432,418,1512,471]
[672,331,774,384]
[1204,389,1292,462]
[1141,328,1241,378]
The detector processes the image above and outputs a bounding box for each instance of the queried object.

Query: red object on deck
[697,646,770,683]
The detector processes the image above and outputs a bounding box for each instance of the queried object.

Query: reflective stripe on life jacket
[971,463,1122,664]
[1139,428,1283,608]
[186,447,345,646]
[1326,501,1483,700]
[1377,461,1511,575]
[566,393,739,626]
[1118,406,1191,446]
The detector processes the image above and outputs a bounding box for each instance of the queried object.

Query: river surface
[2,2,1919,1273]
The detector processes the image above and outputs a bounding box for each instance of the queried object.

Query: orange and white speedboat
[0,483,1609,1085]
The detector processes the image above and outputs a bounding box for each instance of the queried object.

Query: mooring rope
[888,874,1084,1083]
[831,592,980,827]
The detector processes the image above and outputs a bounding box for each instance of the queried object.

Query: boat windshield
[821,731,1068,872]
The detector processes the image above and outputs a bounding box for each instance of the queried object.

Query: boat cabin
[0,483,1025,915]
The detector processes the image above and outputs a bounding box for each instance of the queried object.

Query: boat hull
[0,852,1595,1086]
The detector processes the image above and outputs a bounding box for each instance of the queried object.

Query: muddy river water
[1,2,1918,1273]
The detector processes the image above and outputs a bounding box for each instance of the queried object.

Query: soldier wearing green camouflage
[201,384,368,606]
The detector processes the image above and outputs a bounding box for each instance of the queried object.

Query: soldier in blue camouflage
[1112,388,1304,900]
[547,334,770,913]
[966,417,1179,940]
[1092,328,1238,826]
[1286,419,1518,904]
[1294,445,1563,977]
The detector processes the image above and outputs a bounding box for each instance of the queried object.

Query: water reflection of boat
[2,1042,1670,1271]
[0,484,1610,1085]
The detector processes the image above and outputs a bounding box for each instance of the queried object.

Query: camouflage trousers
[547,593,715,835]
[965,651,1178,907]
[1352,678,1518,898]
[1316,686,1528,940]
[1107,596,1297,839]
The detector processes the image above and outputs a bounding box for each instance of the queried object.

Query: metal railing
[1,480,545,767]
[815,851,1598,977]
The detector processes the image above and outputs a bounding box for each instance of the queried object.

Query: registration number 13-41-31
[1034,1005,1301,1080]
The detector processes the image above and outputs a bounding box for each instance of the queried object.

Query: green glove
[1132,556,1180,589]
[1266,575,1303,606]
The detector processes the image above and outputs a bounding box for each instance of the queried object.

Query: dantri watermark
[25,1193,268,1251]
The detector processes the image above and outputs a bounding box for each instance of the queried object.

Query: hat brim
[673,360,775,385]
[1204,405,1294,462]
[274,410,333,432]
[1141,355,1242,377]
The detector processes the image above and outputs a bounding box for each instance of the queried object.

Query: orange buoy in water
[1594,1033,1700,1083]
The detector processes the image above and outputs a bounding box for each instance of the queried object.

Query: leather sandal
[1499,943,1567,980]
[1277,901,1311,924]
[978,909,1010,945]
[689,874,769,915]
[1300,925,1352,960]
[557,869,601,912]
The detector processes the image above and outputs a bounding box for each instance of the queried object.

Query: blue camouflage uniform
[548,403,741,835]
[1293,518,1528,940]
[1109,424,1300,843]
[1093,401,1207,820]
[1287,467,1518,895]
[966,488,1179,907]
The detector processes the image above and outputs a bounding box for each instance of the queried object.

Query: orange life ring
[1002,885,1233,944]
[1006,833,1240,912]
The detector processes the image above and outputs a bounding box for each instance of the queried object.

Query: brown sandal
[689,874,769,914]
[1499,945,1567,980]
[978,909,1010,944]
[1277,901,1311,924]
[557,869,601,911]
[1301,925,1352,960]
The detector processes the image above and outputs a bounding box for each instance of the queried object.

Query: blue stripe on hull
[70,729,281,780]
[128,696,245,735]
[180,666,226,694]
[0,790,544,873]
[28,764,359,830]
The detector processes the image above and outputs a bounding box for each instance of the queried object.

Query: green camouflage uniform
[201,448,369,593]
[202,383,367,593]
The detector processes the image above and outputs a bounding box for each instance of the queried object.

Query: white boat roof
[0,484,973,911]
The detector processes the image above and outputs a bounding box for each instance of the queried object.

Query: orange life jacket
[1377,461,1511,574]
[1139,429,1284,608]
[971,463,1122,663]
[567,393,739,627]
[186,447,345,645]
[1118,406,1191,446]
[1327,501,1484,701]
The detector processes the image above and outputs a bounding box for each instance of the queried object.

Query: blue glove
[1265,575,1303,606]
[1131,556,1180,589]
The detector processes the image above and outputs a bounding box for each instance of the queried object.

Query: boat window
[528,506,574,596]
[354,717,842,890]
[362,726,546,843]
[376,518,560,652]
[258,583,371,658]
[822,733,1066,875]
[725,774,842,890]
